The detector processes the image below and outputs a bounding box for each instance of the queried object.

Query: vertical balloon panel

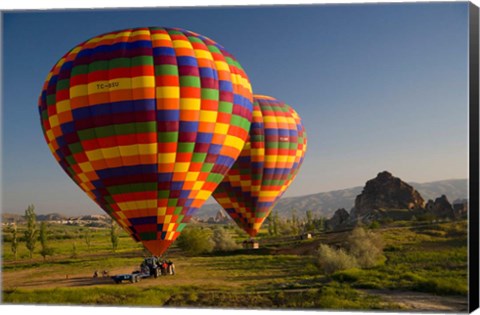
[39,27,253,256]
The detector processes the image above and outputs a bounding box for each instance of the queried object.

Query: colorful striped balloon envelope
[38,27,253,255]
[212,95,307,237]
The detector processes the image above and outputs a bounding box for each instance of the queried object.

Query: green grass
[2,282,398,309]
[3,286,177,306]
[1,220,468,309]
[2,224,144,261]
[330,221,468,296]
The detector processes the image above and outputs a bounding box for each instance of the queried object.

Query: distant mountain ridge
[197,178,468,219]
[1,178,468,221]
[409,179,468,202]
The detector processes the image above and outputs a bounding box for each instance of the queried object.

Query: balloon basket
[242,239,260,249]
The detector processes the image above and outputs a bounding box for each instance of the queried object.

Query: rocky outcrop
[207,210,231,224]
[351,171,424,219]
[326,208,350,230]
[452,199,468,218]
[425,195,456,219]
[215,210,230,223]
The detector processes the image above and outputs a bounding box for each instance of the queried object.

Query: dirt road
[362,289,468,312]
[2,267,131,290]
[3,267,468,313]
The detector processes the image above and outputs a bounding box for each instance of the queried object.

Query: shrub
[369,221,381,229]
[401,272,426,283]
[39,247,55,260]
[446,223,467,237]
[176,227,214,255]
[212,227,240,251]
[316,244,358,275]
[402,273,468,295]
[347,227,384,268]
[331,268,362,282]
[416,213,437,222]
[384,244,403,252]
[303,262,320,275]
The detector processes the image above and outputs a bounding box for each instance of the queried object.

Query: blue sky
[1,2,470,215]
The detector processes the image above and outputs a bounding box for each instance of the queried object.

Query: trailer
[111,257,163,284]
[111,271,148,284]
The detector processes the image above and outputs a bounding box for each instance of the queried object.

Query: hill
[410,179,468,201]
[1,178,467,221]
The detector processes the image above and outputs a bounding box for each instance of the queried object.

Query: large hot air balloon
[38,27,253,255]
[212,95,307,237]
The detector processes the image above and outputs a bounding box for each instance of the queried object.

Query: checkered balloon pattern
[38,27,253,255]
[212,95,307,237]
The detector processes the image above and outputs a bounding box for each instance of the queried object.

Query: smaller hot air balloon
[212,95,307,237]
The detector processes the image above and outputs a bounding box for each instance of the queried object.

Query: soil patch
[362,289,468,312]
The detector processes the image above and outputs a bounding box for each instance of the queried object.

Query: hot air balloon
[212,95,307,237]
[38,27,253,255]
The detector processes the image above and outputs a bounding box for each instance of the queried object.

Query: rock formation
[351,171,425,219]
[425,195,456,219]
[215,210,229,223]
[206,210,231,224]
[325,208,350,230]
[452,199,468,218]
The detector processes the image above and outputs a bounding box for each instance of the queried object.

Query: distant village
[1,210,231,228]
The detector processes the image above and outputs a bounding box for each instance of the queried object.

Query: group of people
[93,257,175,279]
[92,270,109,278]
[140,257,175,276]
[159,259,175,275]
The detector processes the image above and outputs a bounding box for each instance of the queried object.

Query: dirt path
[2,267,133,290]
[362,289,468,312]
[3,267,469,313]
[2,262,239,290]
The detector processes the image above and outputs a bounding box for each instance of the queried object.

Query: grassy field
[1,220,469,311]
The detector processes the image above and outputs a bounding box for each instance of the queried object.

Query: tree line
[266,209,328,236]
[5,205,331,260]
[4,204,120,261]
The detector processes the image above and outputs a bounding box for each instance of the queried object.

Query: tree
[110,221,119,253]
[10,221,18,260]
[291,209,299,235]
[39,222,47,251]
[277,218,295,235]
[176,227,214,255]
[71,240,78,258]
[305,210,314,232]
[24,204,37,259]
[212,227,239,251]
[267,216,274,236]
[314,216,326,232]
[369,221,381,229]
[84,228,93,252]
[39,221,54,260]
[272,211,279,236]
